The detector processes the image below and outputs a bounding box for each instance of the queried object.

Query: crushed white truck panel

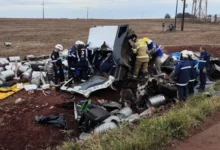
[87,26,119,50]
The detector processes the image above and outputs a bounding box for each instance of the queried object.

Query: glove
[149,54,152,60]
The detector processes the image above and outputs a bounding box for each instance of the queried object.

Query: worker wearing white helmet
[67,40,89,82]
[172,51,191,102]
[51,44,65,91]
[187,51,198,95]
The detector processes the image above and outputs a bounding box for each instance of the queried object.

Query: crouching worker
[99,52,116,77]
[143,37,163,75]
[197,47,210,92]
[129,34,149,79]
[188,51,198,95]
[172,52,191,102]
[51,44,64,91]
[67,41,88,82]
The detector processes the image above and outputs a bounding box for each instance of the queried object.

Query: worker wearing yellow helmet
[143,37,164,75]
[129,34,149,79]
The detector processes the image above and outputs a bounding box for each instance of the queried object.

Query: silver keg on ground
[8,56,21,62]
[0,58,9,67]
[148,94,166,107]
[0,70,15,81]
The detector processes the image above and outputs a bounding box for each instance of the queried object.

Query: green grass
[58,82,220,150]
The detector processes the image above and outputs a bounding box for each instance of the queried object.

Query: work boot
[174,98,180,104]
[55,86,60,92]
[196,86,202,89]
[198,89,205,92]
[144,73,150,79]
[133,75,137,79]
[81,79,86,83]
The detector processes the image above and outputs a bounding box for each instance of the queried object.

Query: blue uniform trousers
[177,86,188,101]
[199,70,207,90]
[188,81,195,95]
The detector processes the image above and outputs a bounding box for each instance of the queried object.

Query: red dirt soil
[0,89,119,150]
[172,111,220,150]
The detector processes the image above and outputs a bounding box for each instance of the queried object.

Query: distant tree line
[164,12,209,19]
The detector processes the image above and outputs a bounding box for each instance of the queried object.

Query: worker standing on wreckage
[129,34,149,79]
[143,37,163,75]
[172,51,191,102]
[67,41,88,82]
[51,44,64,91]
[197,47,211,92]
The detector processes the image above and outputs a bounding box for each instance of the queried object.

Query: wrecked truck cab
[61,25,134,97]
[87,25,132,81]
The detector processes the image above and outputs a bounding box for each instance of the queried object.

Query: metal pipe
[148,94,166,106]
[8,56,21,62]
[0,76,6,87]
[117,107,133,119]
[94,122,117,134]
[0,58,9,67]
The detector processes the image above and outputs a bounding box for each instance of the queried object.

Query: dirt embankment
[0,89,119,150]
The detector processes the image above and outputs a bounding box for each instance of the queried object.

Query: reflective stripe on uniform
[137,56,149,59]
[133,49,137,53]
[176,83,188,86]
[180,66,191,70]
[199,60,206,62]
[189,79,195,82]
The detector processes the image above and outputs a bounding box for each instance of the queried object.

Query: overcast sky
[0,0,219,19]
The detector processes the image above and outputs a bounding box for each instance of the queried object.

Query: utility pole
[87,7,89,19]
[42,1,44,19]
[181,0,186,31]
[174,0,179,30]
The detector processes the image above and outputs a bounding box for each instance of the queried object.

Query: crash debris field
[0,19,220,150]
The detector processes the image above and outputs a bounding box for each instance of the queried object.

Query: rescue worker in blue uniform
[98,42,116,77]
[187,51,198,95]
[197,47,211,91]
[99,52,116,77]
[51,44,64,91]
[68,44,77,79]
[143,37,163,75]
[173,52,191,102]
[67,41,88,82]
